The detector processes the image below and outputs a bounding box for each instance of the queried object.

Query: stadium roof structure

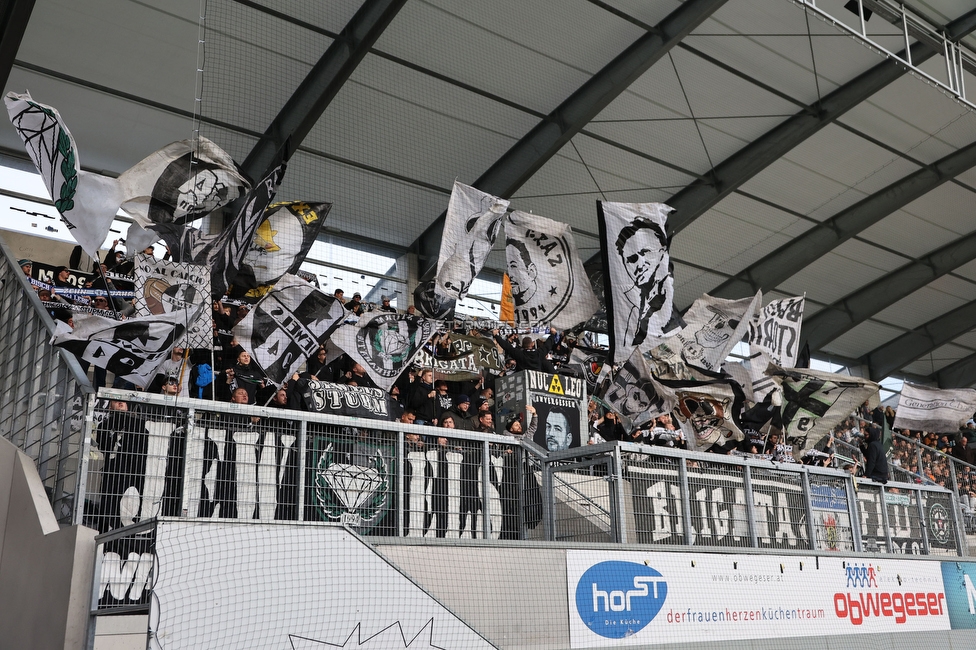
[3,0,976,387]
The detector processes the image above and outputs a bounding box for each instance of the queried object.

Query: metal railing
[0,238,93,524]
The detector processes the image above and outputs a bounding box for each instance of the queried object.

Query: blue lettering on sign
[575,561,668,639]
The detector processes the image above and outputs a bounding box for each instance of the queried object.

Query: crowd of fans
[16,245,976,506]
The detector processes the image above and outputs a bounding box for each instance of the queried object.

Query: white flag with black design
[502,210,599,330]
[603,348,675,432]
[894,383,976,434]
[665,376,746,453]
[435,181,509,301]
[133,255,212,349]
[53,307,202,386]
[148,160,285,297]
[330,312,436,392]
[767,364,879,460]
[673,292,761,374]
[232,274,346,384]
[5,92,123,258]
[597,202,675,365]
[747,294,804,400]
[118,137,249,226]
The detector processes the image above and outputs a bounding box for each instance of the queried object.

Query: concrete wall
[0,437,97,650]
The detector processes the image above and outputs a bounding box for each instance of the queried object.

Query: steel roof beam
[710,137,976,300]
[932,353,976,388]
[240,0,409,181]
[410,0,729,278]
[861,300,976,381]
[663,7,976,236]
[801,230,976,353]
[0,0,35,92]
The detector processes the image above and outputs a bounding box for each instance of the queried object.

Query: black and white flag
[330,312,437,392]
[118,137,249,226]
[133,255,212,349]
[767,364,878,460]
[5,92,123,258]
[502,210,599,330]
[747,294,804,400]
[148,160,285,297]
[893,383,976,434]
[300,380,394,420]
[53,307,202,386]
[435,181,509,301]
[597,201,676,365]
[233,201,332,302]
[232,274,346,384]
[674,292,760,373]
[665,376,746,453]
[566,345,607,393]
[603,349,675,432]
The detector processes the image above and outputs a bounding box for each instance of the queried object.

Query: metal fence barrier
[0,239,93,524]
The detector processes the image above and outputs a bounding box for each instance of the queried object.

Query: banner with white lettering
[893,383,976,434]
[300,380,394,420]
[330,312,436,392]
[566,550,949,648]
[521,371,587,451]
[435,180,509,301]
[412,332,502,381]
[133,255,212,349]
[502,210,599,329]
[748,294,804,400]
[232,274,346,384]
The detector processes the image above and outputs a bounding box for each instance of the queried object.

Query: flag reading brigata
[435,181,509,302]
[597,201,675,365]
[503,210,598,330]
[232,274,346,385]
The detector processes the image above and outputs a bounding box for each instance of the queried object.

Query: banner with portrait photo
[598,202,676,366]
[503,210,599,330]
[520,371,587,452]
[330,311,436,392]
[133,255,212,349]
[435,180,509,301]
[232,274,346,384]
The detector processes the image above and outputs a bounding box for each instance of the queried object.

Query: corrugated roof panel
[901,342,971,376]
[778,249,895,303]
[821,319,905,359]
[858,209,960,259]
[583,120,712,179]
[872,285,971,330]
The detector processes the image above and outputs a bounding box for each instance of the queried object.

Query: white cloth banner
[894,383,976,433]
[502,210,599,330]
[232,274,347,384]
[5,92,123,258]
[603,348,675,432]
[747,294,804,400]
[53,307,202,386]
[133,255,212,349]
[598,201,676,365]
[330,312,436,392]
[435,181,509,301]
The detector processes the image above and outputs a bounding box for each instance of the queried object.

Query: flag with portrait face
[231,201,331,302]
[5,92,123,259]
[53,307,202,386]
[434,181,509,301]
[330,312,437,392]
[767,364,879,460]
[502,210,599,330]
[232,274,346,384]
[118,137,249,226]
[147,160,285,297]
[603,348,675,432]
[597,201,676,365]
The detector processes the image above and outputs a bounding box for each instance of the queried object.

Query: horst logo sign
[574,561,668,639]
